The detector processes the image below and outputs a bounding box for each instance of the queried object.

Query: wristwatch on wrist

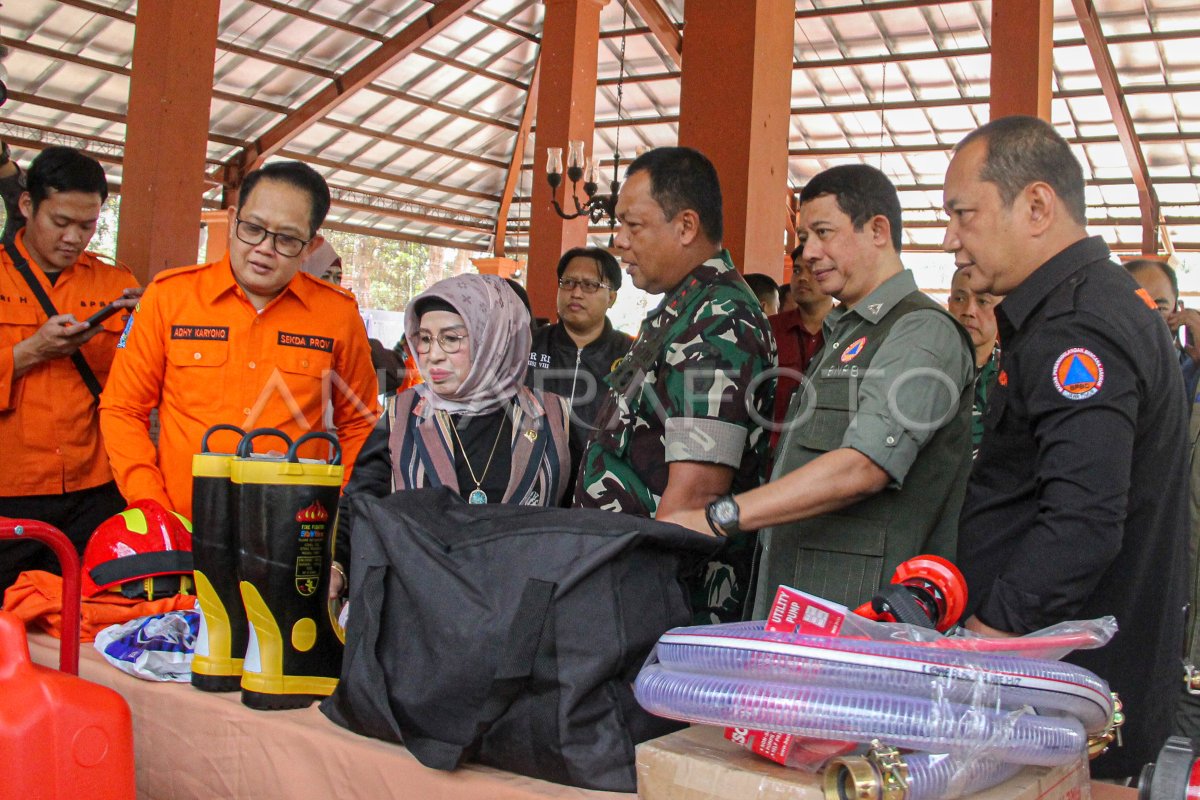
[705,494,742,538]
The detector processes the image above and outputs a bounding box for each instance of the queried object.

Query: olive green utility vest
[753,291,973,617]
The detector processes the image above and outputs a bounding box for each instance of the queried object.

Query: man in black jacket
[526,247,633,486]
[946,115,1187,781]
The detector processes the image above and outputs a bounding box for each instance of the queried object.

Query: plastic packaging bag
[94,609,199,682]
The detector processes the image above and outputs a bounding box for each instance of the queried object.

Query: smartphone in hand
[1178,301,1189,350]
[83,301,124,328]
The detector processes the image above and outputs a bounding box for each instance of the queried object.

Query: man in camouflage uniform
[663,165,973,617]
[573,147,776,624]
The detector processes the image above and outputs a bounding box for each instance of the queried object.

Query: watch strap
[704,494,740,538]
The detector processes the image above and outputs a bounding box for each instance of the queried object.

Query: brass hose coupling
[823,740,910,800]
[1087,692,1125,759]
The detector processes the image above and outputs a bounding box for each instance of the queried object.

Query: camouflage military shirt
[574,251,776,623]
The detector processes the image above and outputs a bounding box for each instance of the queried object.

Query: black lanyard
[4,244,103,400]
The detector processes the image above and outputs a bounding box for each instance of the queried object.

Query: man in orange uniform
[0,146,140,589]
[100,161,379,519]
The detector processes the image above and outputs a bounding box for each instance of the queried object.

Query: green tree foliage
[322,230,431,312]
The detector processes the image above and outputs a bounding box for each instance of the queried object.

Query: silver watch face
[713,497,738,527]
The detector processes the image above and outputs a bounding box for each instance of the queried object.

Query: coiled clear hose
[905,755,1022,800]
[636,666,1086,767]
[652,622,1113,733]
[634,622,1113,797]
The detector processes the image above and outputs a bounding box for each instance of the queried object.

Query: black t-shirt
[447,407,512,504]
[959,236,1188,779]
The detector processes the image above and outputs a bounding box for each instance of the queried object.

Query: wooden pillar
[201,210,229,263]
[527,0,606,319]
[677,0,793,280]
[116,1,219,284]
[989,0,1054,120]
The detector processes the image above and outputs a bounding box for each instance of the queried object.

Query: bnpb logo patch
[840,336,867,363]
[1052,348,1104,400]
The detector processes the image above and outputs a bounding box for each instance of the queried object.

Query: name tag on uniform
[171,325,229,341]
[278,331,333,352]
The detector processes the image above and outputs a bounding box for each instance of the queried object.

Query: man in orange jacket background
[0,146,140,590]
[100,161,379,519]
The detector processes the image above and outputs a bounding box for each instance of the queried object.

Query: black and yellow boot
[233,431,344,710]
[189,424,251,692]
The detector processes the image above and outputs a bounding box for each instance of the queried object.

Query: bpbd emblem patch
[840,336,867,363]
[1052,348,1104,400]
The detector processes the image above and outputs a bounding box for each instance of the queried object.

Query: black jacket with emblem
[525,318,633,480]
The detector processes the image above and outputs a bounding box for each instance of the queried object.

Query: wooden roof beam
[413,48,529,91]
[328,188,494,235]
[494,53,540,256]
[278,150,501,204]
[626,0,682,68]
[1071,0,1161,253]
[327,184,495,228]
[795,0,973,19]
[321,220,491,252]
[245,0,386,41]
[56,0,335,79]
[1,36,295,118]
[7,91,247,150]
[466,12,539,44]
[319,118,509,170]
[368,86,521,132]
[229,0,483,179]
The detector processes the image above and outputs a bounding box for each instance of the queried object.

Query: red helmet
[82,500,194,599]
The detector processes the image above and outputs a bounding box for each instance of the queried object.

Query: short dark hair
[1125,258,1178,302]
[556,246,622,290]
[789,243,805,262]
[626,147,723,244]
[955,115,1087,226]
[743,273,779,307]
[799,164,903,252]
[239,161,331,237]
[505,278,534,325]
[26,147,108,210]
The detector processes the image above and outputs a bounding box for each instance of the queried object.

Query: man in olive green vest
[663,164,974,615]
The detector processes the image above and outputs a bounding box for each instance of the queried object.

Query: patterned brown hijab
[403,273,532,416]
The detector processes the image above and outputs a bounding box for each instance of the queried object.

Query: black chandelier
[545,141,618,226]
[544,0,629,238]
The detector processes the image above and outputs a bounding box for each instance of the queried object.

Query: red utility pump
[0,518,136,798]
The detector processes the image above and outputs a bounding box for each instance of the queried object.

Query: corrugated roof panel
[2,0,1199,252]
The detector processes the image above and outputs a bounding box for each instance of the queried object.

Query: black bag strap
[4,244,103,399]
[404,577,557,770]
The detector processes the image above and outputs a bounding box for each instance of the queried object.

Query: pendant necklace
[448,407,508,504]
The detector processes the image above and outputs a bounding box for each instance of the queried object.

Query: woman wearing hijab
[329,274,570,597]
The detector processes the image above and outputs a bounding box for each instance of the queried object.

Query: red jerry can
[0,518,136,798]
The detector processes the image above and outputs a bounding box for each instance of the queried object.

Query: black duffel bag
[319,488,719,791]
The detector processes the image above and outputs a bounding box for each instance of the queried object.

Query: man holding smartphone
[0,146,140,590]
[1125,259,1199,402]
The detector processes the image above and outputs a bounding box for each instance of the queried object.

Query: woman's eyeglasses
[414,331,469,354]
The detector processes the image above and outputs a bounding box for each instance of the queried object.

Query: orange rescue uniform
[99,256,380,519]
[0,231,139,496]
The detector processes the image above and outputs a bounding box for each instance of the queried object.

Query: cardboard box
[637,725,1092,800]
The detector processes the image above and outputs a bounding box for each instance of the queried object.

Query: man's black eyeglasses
[235,218,312,258]
[558,277,610,294]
